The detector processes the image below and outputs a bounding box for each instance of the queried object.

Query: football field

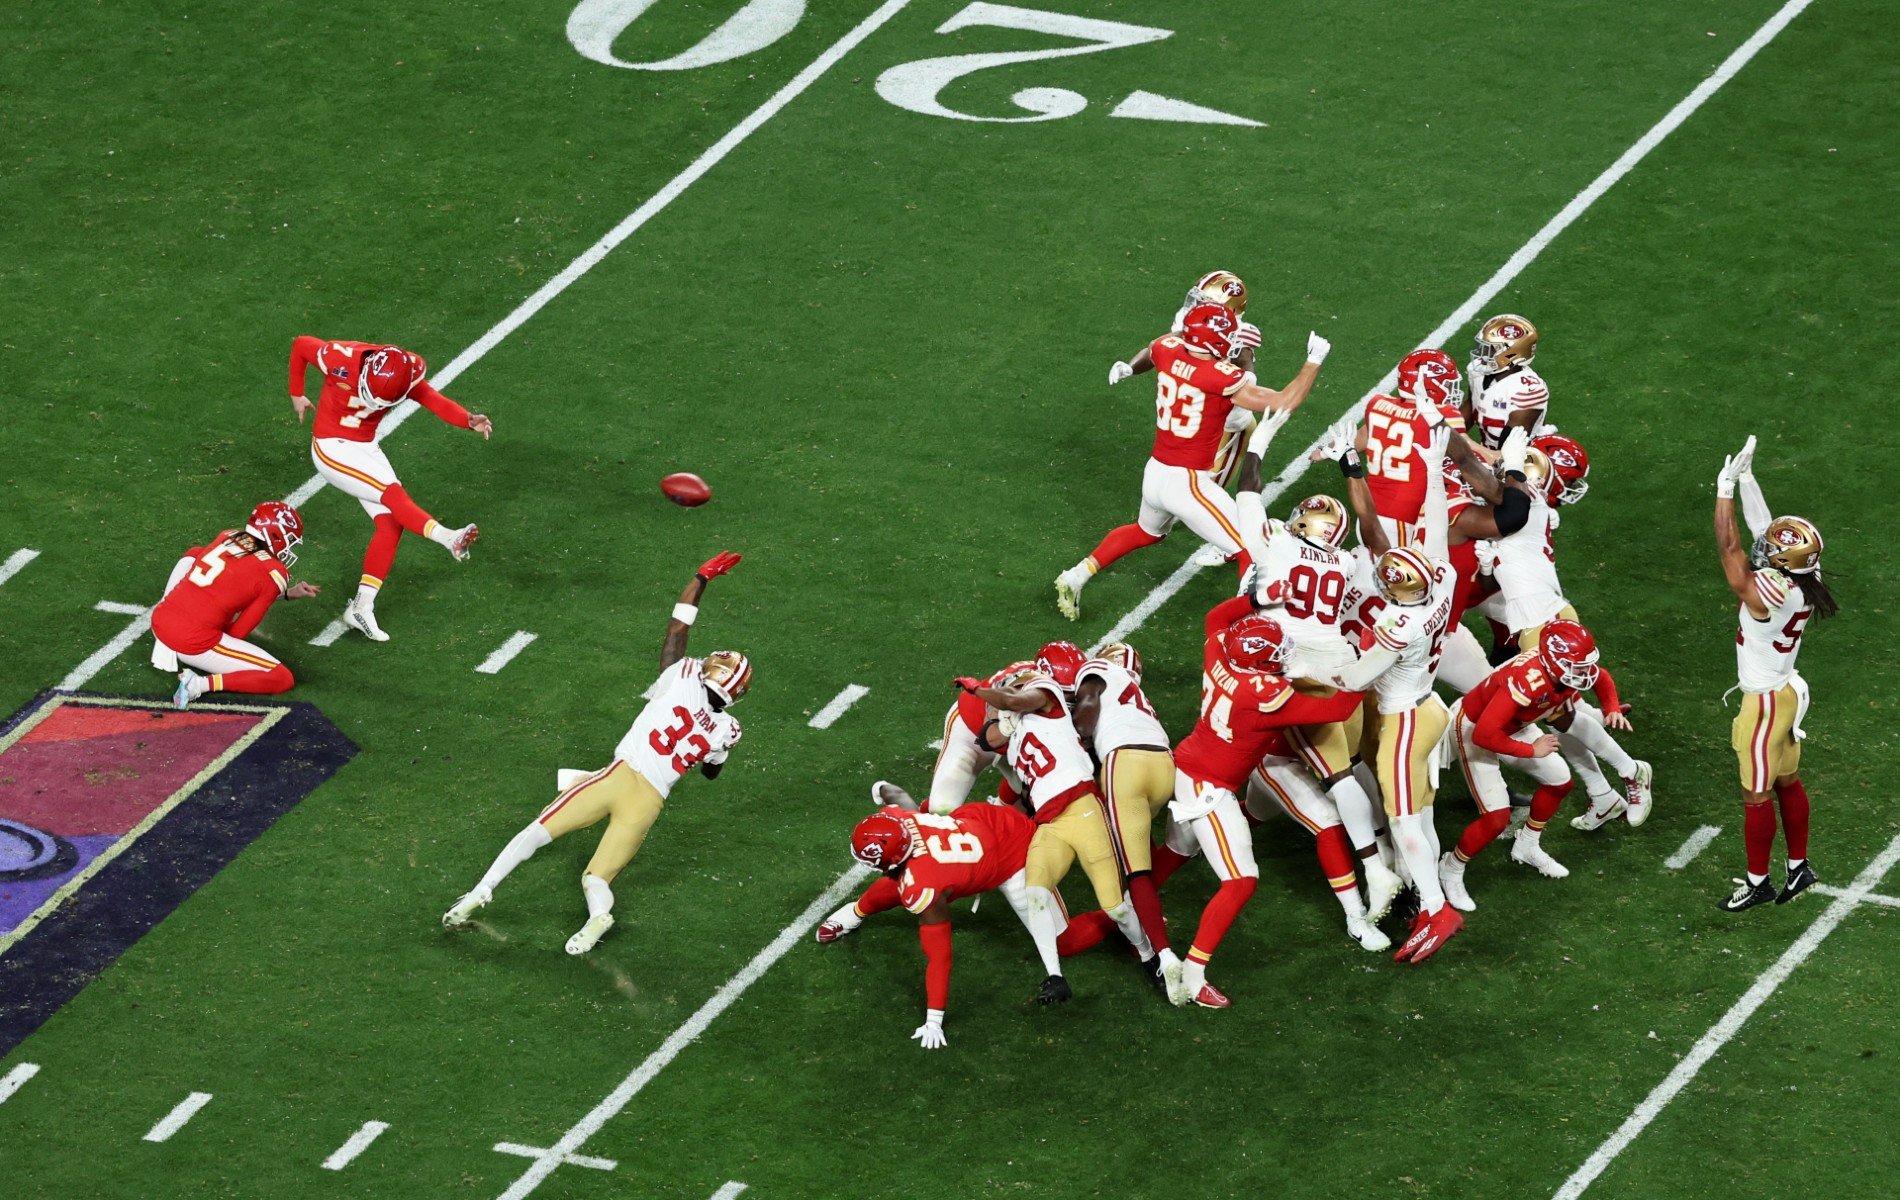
[3,0,1898,1196]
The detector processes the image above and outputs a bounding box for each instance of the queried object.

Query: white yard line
[143,1091,214,1142]
[59,602,152,692]
[321,1120,390,1170]
[1813,883,1900,910]
[309,619,349,647]
[1090,0,1819,650]
[0,1063,39,1105]
[0,548,39,587]
[492,864,872,1200]
[1664,825,1724,870]
[808,684,870,729]
[475,631,539,675]
[709,1184,749,1200]
[1553,829,1900,1199]
[495,1142,617,1172]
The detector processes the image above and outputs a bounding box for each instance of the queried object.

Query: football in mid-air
[660,472,712,507]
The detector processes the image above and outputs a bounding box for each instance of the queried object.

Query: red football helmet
[849,811,916,872]
[1532,433,1590,506]
[1180,303,1239,359]
[1036,641,1087,689]
[1221,614,1292,676]
[1096,641,1143,683]
[244,501,304,567]
[1538,619,1600,690]
[359,346,425,405]
[1396,348,1464,408]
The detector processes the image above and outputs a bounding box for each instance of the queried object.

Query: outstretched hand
[953,676,984,693]
[696,551,742,581]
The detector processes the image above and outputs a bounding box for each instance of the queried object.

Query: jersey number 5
[186,542,248,587]
[649,705,712,773]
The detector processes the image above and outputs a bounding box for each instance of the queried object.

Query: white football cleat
[1570,794,1628,831]
[1345,913,1392,952]
[343,599,390,642]
[1189,542,1230,568]
[442,887,491,929]
[1163,960,1190,1008]
[1623,760,1655,827]
[565,912,615,955]
[1054,566,1088,622]
[449,524,480,561]
[1363,856,1403,922]
[172,669,204,710]
[1439,852,1477,912]
[1510,835,1571,879]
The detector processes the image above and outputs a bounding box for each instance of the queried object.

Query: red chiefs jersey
[1363,393,1467,524]
[1173,627,1365,792]
[1459,652,1578,752]
[896,804,1035,913]
[289,336,469,443]
[151,534,289,655]
[1149,335,1249,470]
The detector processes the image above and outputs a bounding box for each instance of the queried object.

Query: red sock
[1315,826,1358,893]
[1127,871,1169,952]
[1056,910,1116,957]
[1149,842,1189,889]
[1186,876,1258,963]
[1232,549,1254,581]
[1774,779,1810,860]
[361,513,402,587]
[378,484,439,539]
[1526,782,1572,832]
[211,664,294,695]
[1088,523,1164,570]
[1456,809,1511,861]
[1743,800,1778,877]
[853,876,902,918]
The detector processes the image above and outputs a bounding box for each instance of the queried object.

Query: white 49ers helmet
[702,650,753,704]
[1471,314,1539,375]
[1753,516,1823,576]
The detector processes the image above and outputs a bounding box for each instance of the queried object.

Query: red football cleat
[814,919,851,944]
[1191,982,1231,1009]
[1399,906,1465,964]
[1393,910,1433,963]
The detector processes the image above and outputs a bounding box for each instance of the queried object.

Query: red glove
[953,676,983,693]
[696,551,742,581]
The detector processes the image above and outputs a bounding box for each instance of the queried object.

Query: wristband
[925,1008,945,1025]
[671,603,698,625]
[1339,453,1365,480]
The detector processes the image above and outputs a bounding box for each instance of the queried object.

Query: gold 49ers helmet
[1374,547,1434,605]
[1096,641,1144,683]
[1187,270,1249,316]
[1753,516,1824,575]
[702,650,753,704]
[1287,495,1349,550]
[1471,313,1539,375]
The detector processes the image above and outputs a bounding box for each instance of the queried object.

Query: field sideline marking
[1092,0,1820,652]
[710,1183,749,1199]
[491,864,871,1199]
[143,1091,214,1142]
[1663,825,1723,869]
[0,548,38,587]
[0,1063,39,1105]
[475,631,539,674]
[809,684,870,728]
[1553,829,1900,1199]
[322,1120,390,1170]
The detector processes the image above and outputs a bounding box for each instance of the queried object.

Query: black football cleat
[1034,974,1073,1005]
[1721,877,1778,913]
[1777,861,1817,904]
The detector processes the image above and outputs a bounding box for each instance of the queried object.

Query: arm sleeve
[918,920,953,1011]
[1205,595,1256,636]
[1739,474,1771,540]
[1591,666,1624,714]
[1422,434,1449,563]
[1331,645,1399,692]
[409,381,472,428]
[1492,486,1532,537]
[227,582,278,640]
[289,336,323,399]
[1473,690,1537,757]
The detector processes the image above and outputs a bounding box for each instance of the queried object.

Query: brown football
[660,472,712,507]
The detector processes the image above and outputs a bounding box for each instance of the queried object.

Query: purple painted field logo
[0,692,356,1056]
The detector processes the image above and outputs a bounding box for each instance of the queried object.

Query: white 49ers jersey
[1737,569,1811,693]
[1244,520,1374,677]
[1470,365,1550,450]
[1367,565,1454,714]
[1075,660,1167,755]
[613,657,743,799]
[1489,495,1568,634]
[1005,678,1097,812]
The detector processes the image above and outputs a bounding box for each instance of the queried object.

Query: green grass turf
[2,0,1898,1196]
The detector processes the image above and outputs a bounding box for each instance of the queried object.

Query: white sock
[581,873,614,919]
[354,582,379,609]
[1328,775,1381,855]
[825,901,863,931]
[1394,812,1445,913]
[1181,956,1206,995]
[1107,898,1152,960]
[1517,826,1543,851]
[187,673,212,700]
[1333,883,1367,919]
[1006,885,1066,977]
[476,822,552,894]
[1788,857,1806,871]
[1559,736,1617,802]
[426,520,459,549]
[1564,704,1638,778]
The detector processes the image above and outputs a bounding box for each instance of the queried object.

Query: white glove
[1305,331,1331,366]
[1108,361,1133,386]
[995,709,1022,739]
[1731,434,1757,481]
[1232,322,1263,356]
[1716,456,1738,499]
[911,1011,947,1050]
[1499,426,1530,476]
[1245,407,1292,458]
[1413,394,1445,431]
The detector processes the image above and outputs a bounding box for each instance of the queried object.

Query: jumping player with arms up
[1714,437,1835,911]
[1464,314,1550,451]
[442,553,747,953]
[289,337,490,642]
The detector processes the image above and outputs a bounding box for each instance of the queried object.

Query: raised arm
[1420,423,1450,563]
[1233,410,1293,563]
[660,551,741,670]
[1731,436,1768,538]
[1232,331,1329,413]
[1109,344,1156,386]
[1715,445,1767,618]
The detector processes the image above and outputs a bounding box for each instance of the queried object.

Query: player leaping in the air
[443,552,747,954]
[289,336,491,642]
[1054,306,1328,621]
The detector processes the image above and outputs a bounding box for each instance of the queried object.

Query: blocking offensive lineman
[289,336,489,642]
[442,553,748,954]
